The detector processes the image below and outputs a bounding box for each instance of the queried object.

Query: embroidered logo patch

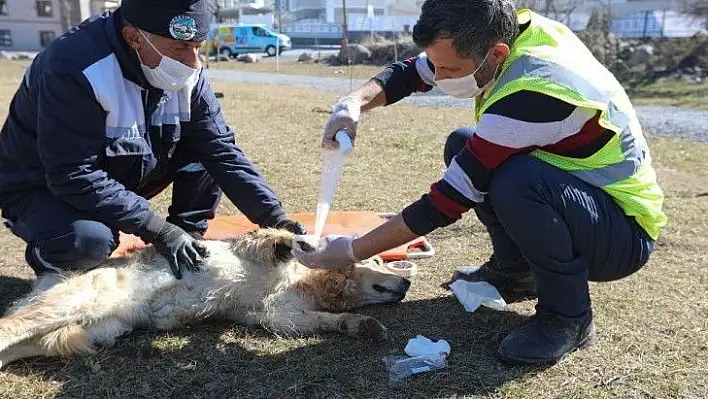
[169,15,197,41]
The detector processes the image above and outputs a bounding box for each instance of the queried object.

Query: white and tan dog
[0,228,411,368]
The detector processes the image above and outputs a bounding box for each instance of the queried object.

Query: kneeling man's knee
[32,220,117,272]
[444,127,475,167]
[488,156,546,211]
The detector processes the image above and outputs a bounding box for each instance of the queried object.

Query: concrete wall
[0,0,65,51]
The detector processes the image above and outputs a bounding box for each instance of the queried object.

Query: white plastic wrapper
[448,280,508,312]
[385,335,451,385]
[384,354,448,385]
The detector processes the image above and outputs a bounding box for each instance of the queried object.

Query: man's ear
[122,26,142,51]
[490,42,510,66]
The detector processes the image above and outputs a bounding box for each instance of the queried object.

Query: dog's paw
[339,314,390,341]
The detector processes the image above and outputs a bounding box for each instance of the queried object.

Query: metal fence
[612,9,707,38]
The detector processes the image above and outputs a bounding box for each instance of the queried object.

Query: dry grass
[0,59,706,398]
[628,79,708,110]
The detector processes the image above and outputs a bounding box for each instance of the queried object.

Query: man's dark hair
[413,0,519,59]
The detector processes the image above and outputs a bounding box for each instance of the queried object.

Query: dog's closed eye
[373,284,397,294]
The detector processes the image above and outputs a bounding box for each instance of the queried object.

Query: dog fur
[0,228,411,368]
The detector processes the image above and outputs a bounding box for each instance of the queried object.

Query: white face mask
[136,30,200,91]
[435,51,495,99]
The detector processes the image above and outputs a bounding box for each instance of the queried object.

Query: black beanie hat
[121,0,210,42]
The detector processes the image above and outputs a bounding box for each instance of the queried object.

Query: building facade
[0,0,64,52]
[286,0,388,24]
[0,0,119,52]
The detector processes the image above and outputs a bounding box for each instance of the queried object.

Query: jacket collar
[105,8,151,90]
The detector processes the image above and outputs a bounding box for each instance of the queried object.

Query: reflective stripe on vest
[485,54,647,188]
[474,9,666,239]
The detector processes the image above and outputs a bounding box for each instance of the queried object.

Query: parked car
[205,23,292,58]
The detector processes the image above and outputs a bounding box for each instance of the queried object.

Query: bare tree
[679,0,708,19]
[514,0,584,27]
[208,0,224,23]
[58,0,75,32]
[514,0,541,10]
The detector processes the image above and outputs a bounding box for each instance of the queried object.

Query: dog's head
[290,235,411,312]
[229,228,412,312]
[295,261,411,312]
[231,229,411,311]
[348,258,412,307]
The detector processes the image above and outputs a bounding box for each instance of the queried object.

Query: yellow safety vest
[475,9,667,240]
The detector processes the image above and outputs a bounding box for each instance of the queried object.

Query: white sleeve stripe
[443,159,486,203]
[414,53,436,87]
[476,106,597,149]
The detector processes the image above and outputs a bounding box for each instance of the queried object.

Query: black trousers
[1,146,222,275]
[444,127,655,318]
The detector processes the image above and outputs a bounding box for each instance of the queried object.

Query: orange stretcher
[111,211,435,261]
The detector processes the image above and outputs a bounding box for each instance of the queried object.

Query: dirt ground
[0,60,706,398]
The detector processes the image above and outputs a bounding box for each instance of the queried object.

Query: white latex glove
[322,96,361,149]
[291,234,361,269]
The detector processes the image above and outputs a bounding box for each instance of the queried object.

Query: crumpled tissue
[404,335,451,358]
[448,280,508,312]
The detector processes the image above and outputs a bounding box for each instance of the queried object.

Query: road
[280,47,340,60]
[206,68,708,143]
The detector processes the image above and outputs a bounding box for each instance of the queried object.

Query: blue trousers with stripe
[444,127,655,318]
[1,146,222,276]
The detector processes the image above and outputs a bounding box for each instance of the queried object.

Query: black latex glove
[151,222,209,279]
[273,218,308,235]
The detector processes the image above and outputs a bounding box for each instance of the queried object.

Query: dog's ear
[294,239,316,253]
[274,241,293,263]
[275,236,317,263]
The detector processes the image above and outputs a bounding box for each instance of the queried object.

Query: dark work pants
[444,127,655,318]
[1,146,222,276]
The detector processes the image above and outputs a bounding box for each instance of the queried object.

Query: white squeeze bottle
[313,130,353,242]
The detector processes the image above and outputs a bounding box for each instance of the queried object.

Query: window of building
[36,0,53,17]
[40,31,56,47]
[0,1,8,16]
[0,30,11,47]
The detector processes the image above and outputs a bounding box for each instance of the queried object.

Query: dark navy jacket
[0,9,286,238]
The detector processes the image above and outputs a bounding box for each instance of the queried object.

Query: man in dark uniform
[0,0,305,282]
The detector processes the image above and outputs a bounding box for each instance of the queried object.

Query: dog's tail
[0,299,78,354]
[0,267,134,353]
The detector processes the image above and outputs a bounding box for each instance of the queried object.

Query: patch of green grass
[627,79,708,109]
[0,60,706,398]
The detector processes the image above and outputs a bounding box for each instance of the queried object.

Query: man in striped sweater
[292,0,665,365]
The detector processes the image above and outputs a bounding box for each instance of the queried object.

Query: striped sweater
[374,54,613,236]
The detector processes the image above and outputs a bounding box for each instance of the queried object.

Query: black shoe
[497,309,596,365]
[442,255,537,303]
